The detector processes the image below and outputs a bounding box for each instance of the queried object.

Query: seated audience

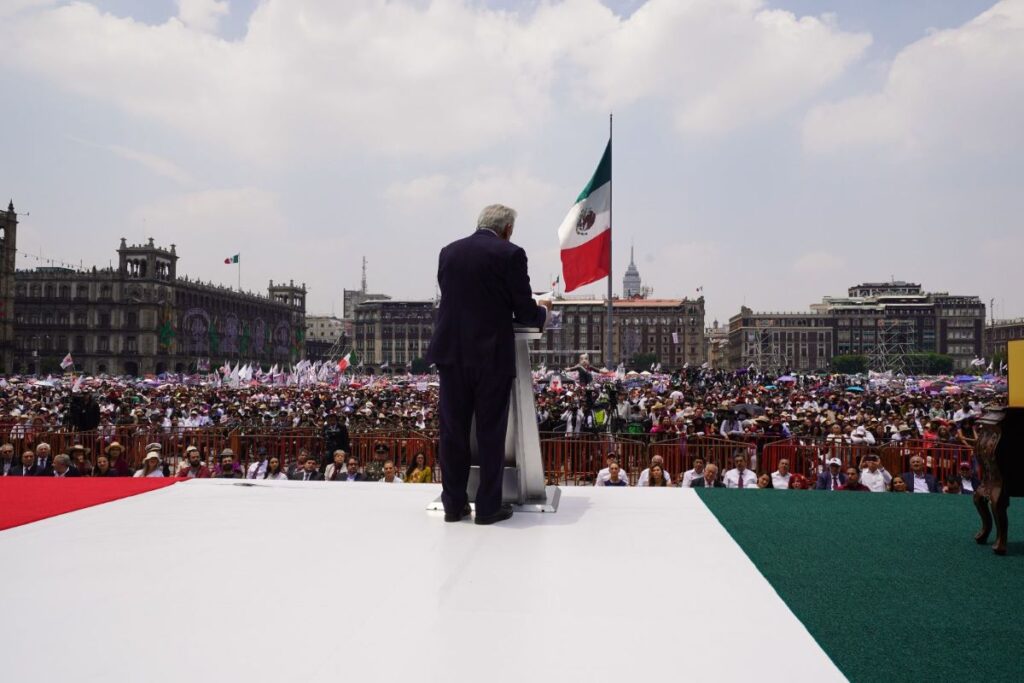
[902,455,939,493]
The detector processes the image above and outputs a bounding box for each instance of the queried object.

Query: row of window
[16,284,113,300]
[15,336,138,353]
[14,311,139,328]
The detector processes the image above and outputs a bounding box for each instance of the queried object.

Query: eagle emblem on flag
[575,209,596,235]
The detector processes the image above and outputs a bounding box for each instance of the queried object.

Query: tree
[409,357,430,374]
[831,355,868,374]
[630,352,658,371]
[905,353,955,375]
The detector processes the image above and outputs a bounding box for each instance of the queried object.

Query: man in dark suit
[33,442,54,472]
[41,453,81,478]
[689,463,724,488]
[426,204,548,525]
[815,458,848,490]
[902,455,940,493]
[8,451,41,476]
[293,455,324,481]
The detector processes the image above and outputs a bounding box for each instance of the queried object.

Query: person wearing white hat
[850,425,876,446]
[134,443,165,478]
[815,457,846,490]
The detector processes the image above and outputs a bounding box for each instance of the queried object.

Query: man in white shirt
[596,453,629,486]
[858,454,892,492]
[770,459,792,489]
[850,425,876,446]
[723,454,757,489]
[246,448,269,479]
[381,460,403,483]
[637,455,672,486]
[681,458,705,488]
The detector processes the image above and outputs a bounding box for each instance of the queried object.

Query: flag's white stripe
[557,181,611,251]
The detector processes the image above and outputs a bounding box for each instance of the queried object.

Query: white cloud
[65,136,195,185]
[794,250,844,273]
[130,187,286,250]
[0,0,870,162]
[541,0,871,135]
[383,174,453,205]
[176,0,229,33]
[803,0,1024,157]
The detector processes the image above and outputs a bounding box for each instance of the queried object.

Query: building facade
[12,238,306,375]
[304,315,346,363]
[705,320,729,369]
[985,319,1024,363]
[727,308,835,372]
[533,297,706,369]
[352,299,436,370]
[0,202,17,374]
[728,281,986,372]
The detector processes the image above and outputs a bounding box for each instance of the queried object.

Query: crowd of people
[0,361,1005,491]
[593,450,981,493]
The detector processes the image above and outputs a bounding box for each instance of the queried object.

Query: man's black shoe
[444,503,472,523]
[474,504,513,525]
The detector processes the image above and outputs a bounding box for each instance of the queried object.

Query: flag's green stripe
[575,140,611,203]
[696,490,1024,683]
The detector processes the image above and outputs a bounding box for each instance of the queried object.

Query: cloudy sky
[1,0,1021,325]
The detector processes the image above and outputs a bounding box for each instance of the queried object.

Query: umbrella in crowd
[731,403,766,418]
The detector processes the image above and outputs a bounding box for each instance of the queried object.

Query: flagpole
[606,113,614,370]
[237,253,241,292]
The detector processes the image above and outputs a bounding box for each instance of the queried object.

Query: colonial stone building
[352,299,436,370]
[533,297,706,369]
[11,237,306,375]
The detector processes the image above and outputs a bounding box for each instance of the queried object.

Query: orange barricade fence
[347,430,440,481]
[0,426,974,489]
[649,436,757,482]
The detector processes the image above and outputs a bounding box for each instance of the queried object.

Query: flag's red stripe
[560,230,611,292]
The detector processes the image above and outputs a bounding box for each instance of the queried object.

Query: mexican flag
[337,353,351,373]
[224,254,239,264]
[558,141,611,292]
[60,353,74,370]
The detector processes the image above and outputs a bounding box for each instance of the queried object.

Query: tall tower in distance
[623,243,642,298]
[0,200,18,374]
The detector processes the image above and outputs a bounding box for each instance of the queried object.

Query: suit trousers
[437,364,513,518]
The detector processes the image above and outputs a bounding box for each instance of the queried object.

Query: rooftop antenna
[361,256,367,294]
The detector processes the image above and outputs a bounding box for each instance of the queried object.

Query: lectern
[428,326,561,513]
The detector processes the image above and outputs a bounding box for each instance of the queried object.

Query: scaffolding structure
[750,326,788,373]
[868,318,913,374]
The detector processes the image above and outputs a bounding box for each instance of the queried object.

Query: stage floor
[0,480,844,682]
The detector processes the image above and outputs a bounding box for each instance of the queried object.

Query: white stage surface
[0,480,844,682]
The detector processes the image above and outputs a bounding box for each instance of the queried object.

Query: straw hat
[105,441,124,454]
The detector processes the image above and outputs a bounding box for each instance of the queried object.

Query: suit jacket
[426,229,546,376]
[291,470,324,481]
[902,472,940,493]
[7,463,40,476]
[41,466,81,477]
[815,471,848,490]
[690,477,724,488]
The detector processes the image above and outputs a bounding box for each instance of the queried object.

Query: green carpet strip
[696,490,1024,683]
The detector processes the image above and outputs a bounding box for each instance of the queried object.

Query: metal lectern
[428,326,561,513]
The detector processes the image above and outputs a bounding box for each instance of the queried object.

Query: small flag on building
[60,353,74,370]
[337,353,351,373]
[224,254,240,264]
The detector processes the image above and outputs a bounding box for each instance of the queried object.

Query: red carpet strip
[0,478,177,530]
